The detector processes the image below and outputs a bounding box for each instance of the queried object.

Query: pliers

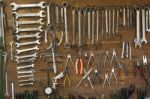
[102,73,111,90]
[75,51,83,75]
[76,68,94,89]
[86,52,97,69]
[110,49,121,68]
[143,55,150,76]
[109,67,117,84]
[134,60,143,77]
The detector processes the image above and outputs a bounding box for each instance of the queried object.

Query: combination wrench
[10,41,13,60]
[72,7,76,48]
[87,7,91,40]
[91,8,95,45]
[63,2,70,48]
[141,6,147,44]
[78,8,82,48]
[15,18,44,27]
[15,39,40,47]
[105,8,109,35]
[10,2,46,10]
[16,57,36,64]
[11,81,15,99]
[15,26,43,33]
[13,10,46,19]
[18,74,33,79]
[5,71,9,96]
[16,32,41,40]
[134,8,141,48]
[16,46,39,54]
[95,7,99,44]
[82,7,87,46]
[17,69,35,75]
[15,53,38,60]
[17,64,35,70]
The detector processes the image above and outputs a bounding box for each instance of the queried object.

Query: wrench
[15,39,40,47]
[134,8,141,48]
[82,7,87,46]
[18,78,35,83]
[63,2,70,48]
[105,8,108,35]
[11,81,14,99]
[10,2,46,10]
[13,10,46,19]
[15,53,38,60]
[18,74,33,79]
[108,8,111,36]
[141,7,147,44]
[5,71,9,96]
[17,69,35,75]
[16,32,41,40]
[87,7,91,40]
[91,8,95,45]
[116,9,119,34]
[145,8,149,32]
[15,18,44,27]
[17,64,35,70]
[95,6,99,44]
[112,8,115,35]
[16,46,39,54]
[10,41,13,60]
[15,26,43,33]
[72,7,76,48]
[19,82,33,86]
[78,8,82,48]
[123,7,126,27]
[16,57,36,64]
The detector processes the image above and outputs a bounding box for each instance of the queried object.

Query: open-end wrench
[17,64,35,70]
[112,8,115,35]
[16,46,39,54]
[134,8,141,48]
[19,82,33,86]
[15,53,38,60]
[10,2,46,10]
[13,10,46,19]
[5,71,9,96]
[87,7,91,40]
[17,69,35,75]
[141,6,147,44]
[63,2,70,48]
[15,39,40,47]
[15,26,43,33]
[10,41,13,60]
[101,9,104,36]
[108,8,111,36]
[145,8,149,32]
[78,8,83,48]
[18,78,35,83]
[95,6,99,44]
[16,32,41,40]
[72,7,76,48]
[105,7,109,35]
[15,18,44,27]
[55,4,59,25]
[18,74,33,79]
[16,57,36,64]
[91,8,95,45]
[116,8,119,34]
[123,7,126,27]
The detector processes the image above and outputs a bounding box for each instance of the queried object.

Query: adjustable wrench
[16,46,39,54]
[10,2,46,10]
[78,8,83,48]
[72,7,76,48]
[15,39,40,47]
[13,10,46,19]
[63,2,70,48]
[134,8,141,48]
[15,26,43,33]
[91,8,95,45]
[16,32,41,40]
[141,6,147,44]
[15,18,44,27]
[15,53,38,60]
[17,64,35,70]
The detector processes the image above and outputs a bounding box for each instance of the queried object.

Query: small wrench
[17,69,35,75]
[15,26,43,33]
[16,57,36,64]
[15,39,40,47]
[17,64,35,70]
[10,2,46,10]
[15,53,38,60]
[18,74,33,79]
[78,8,82,48]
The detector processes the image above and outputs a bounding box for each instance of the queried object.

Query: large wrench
[16,46,39,54]
[87,7,91,40]
[15,39,41,47]
[95,7,99,44]
[63,2,70,48]
[82,7,87,46]
[15,19,44,27]
[10,2,46,10]
[16,32,41,40]
[91,8,95,45]
[13,10,46,19]
[141,7,147,44]
[15,26,43,33]
[78,8,82,48]
[134,8,141,48]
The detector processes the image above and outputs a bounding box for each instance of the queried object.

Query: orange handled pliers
[75,51,83,75]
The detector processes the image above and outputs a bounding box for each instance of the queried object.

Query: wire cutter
[110,49,121,68]
[102,73,111,90]
[63,54,74,87]
[109,67,117,84]
[134,60,143,77]
[86,52,98,69]
[76,68,94,89]
[75,51,83,75]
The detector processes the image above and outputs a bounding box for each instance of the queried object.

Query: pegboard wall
[3,0,150,99]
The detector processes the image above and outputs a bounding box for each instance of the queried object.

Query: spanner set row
[10,2,46,86]
[1,1,150,99]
